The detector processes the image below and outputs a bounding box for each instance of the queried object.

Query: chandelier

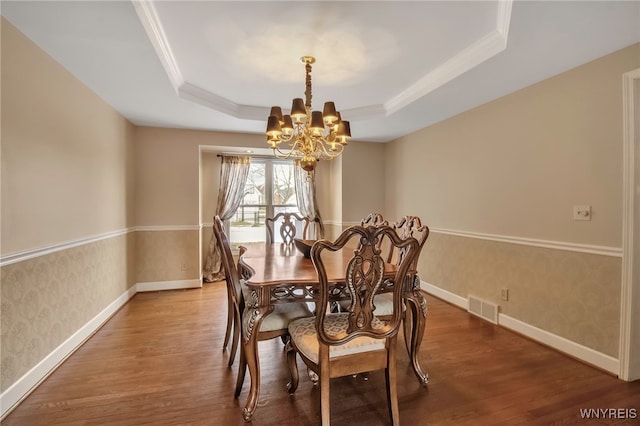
[266,56,351,173]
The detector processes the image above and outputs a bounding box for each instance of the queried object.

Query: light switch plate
[573,205,591,221]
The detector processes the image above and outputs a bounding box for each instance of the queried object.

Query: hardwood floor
[3,282,639,425]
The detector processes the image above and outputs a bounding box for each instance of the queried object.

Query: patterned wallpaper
[1,233,136,392]
[136,230,200,283]
[0,226,622,395]
[420,232,621,357]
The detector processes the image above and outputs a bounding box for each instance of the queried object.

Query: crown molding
[134,0,513,123]
[385,0,512,115]
[132,0,182,90]
[178,82,267,121]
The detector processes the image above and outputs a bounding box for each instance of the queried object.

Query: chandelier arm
[314,137,344,160]
[272,146,297,159]
[266,55,349,172]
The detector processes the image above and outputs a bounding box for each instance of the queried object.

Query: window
[228,159,299,245]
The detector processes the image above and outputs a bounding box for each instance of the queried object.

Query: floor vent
[467,295,499,324]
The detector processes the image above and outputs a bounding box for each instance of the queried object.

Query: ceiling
[2,1,639,143]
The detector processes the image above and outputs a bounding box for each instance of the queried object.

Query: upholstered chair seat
[288,314,389,364]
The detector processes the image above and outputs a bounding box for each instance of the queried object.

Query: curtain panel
[203,156,251,282]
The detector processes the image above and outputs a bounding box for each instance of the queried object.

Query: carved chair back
[389,216,430,270]
[266,212,317,244]
[311,225,419,345]
[359,212,388,227]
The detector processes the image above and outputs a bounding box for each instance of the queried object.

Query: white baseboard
[0,286,137,418]
[420,280,468,309]
[498,314,619,375]
[0,278,203,420]
[419,280,620,376]
[136,279,202,292]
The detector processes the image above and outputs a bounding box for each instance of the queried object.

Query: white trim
[420,281,468,309]
[430,228,622,258]
[0,227,200,267]
[132,0,182,90]
[0,277,205,419]
[133,0,512,124]
[620,68,640,381]
[136,279,202,292]
[420,280,619,375]
[385,1,511,115]
[0,286,137,419]
[334,223,621,256]
[0,228,134,267]
[499,314,619,375]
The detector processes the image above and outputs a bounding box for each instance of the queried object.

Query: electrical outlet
[500,288,509,301]
[180,262,188,271]
[573,205,591,221]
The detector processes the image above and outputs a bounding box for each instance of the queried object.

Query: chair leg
[228,307,241,366]
[319,347,331,426]
[223,290,233,350]
[285,341,299,394]
[386,336,400,425]
[402,307,413,356]
[234,344,247,398]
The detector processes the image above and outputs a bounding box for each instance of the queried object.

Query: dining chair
[212,216,313,395]
[360,212,388,227]
[213,217,242,367]
[375,216,430,316]
[351,215,430,364]
[266,212,323,243]
[285,225,420,425]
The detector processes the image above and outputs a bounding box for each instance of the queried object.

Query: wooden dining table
[237,242,429,422]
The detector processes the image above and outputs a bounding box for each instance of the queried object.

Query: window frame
[226,158,299,244]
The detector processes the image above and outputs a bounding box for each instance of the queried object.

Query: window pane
[273,162,296,206]
[242,162,265,205]
[229,160,298,246]
[230,206,266,244]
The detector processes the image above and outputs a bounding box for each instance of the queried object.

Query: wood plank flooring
[3,281,639,425]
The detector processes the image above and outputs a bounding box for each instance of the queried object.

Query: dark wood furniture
[213,216,312,396]
[266,212,324,243]
[237,237,428,421]
[377,216,430,375]
[285,225,420,425]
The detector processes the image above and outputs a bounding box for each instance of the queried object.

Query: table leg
[241,302,270,422]
[404,276,429,386]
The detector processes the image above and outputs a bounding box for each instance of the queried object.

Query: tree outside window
[229,159,299,244]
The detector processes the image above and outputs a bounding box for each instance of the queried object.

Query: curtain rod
[216,153,308,161]
[217,153,275,160]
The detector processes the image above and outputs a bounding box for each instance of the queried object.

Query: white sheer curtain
[203,156,251,282]
[294,161,324,239]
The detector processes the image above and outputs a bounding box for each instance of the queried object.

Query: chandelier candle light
[266,56,351,173]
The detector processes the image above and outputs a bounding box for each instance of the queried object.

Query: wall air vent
[467,295,499,324]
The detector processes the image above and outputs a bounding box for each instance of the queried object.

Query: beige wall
[387,43,640,248]
[3,13,637,402]
[1,19,136,256]
[1,19,137,392]
[134,127,265,226]
[385,43,640,357]
[339,141,386,225]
